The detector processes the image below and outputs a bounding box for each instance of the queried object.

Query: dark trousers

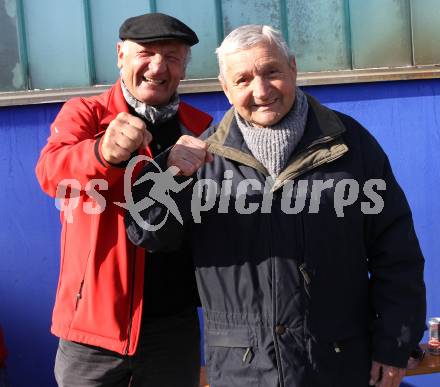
[55,308,201,387]
[0,368,10,387]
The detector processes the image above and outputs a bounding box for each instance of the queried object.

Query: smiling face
[219,41,297,127]
[117,40,188,106]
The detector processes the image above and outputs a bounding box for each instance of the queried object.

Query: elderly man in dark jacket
[126,25,426,387]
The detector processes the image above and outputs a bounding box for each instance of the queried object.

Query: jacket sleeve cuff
[94,135,112,168]
[94,135,138,169]
[372,335,412,368]
[151,147,172,171]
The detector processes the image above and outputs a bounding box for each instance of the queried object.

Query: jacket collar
[100,79,130,126]
[178,100,213,136]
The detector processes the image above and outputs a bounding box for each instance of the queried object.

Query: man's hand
[369,361,406,387]
[101,112,152,164]
[167,135,213,176]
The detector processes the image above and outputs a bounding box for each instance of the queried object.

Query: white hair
[216,25,294,79]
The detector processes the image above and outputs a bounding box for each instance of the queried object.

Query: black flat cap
[119,13,199,46]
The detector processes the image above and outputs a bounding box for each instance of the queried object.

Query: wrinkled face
[220,42,297,127]
[117,40,188,106]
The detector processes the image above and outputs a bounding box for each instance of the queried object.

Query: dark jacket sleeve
[361,131,426,368]
[125,149,196,253]
[125,126,216,252]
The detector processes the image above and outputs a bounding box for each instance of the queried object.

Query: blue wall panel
[1,79,439,386]
[0,103,62,386]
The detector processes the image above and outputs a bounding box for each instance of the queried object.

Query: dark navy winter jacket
[126,95,426,387]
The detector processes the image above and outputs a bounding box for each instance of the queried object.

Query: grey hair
[184,48,192,68]
[216,25,293,79]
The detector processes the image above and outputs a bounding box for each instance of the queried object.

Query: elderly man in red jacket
[35,13,212,387]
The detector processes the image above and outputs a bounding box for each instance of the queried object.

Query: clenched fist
[167,135,213,176]
[101,112,152,164]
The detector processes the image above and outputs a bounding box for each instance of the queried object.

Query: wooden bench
[200,367,208,387]
[406,344,440,376]
[199,344,440,385]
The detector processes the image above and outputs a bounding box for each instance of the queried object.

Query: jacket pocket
[74,250,91,311]
[335,334,371,387]
[205,327,259,387]
[309,334,371,387]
